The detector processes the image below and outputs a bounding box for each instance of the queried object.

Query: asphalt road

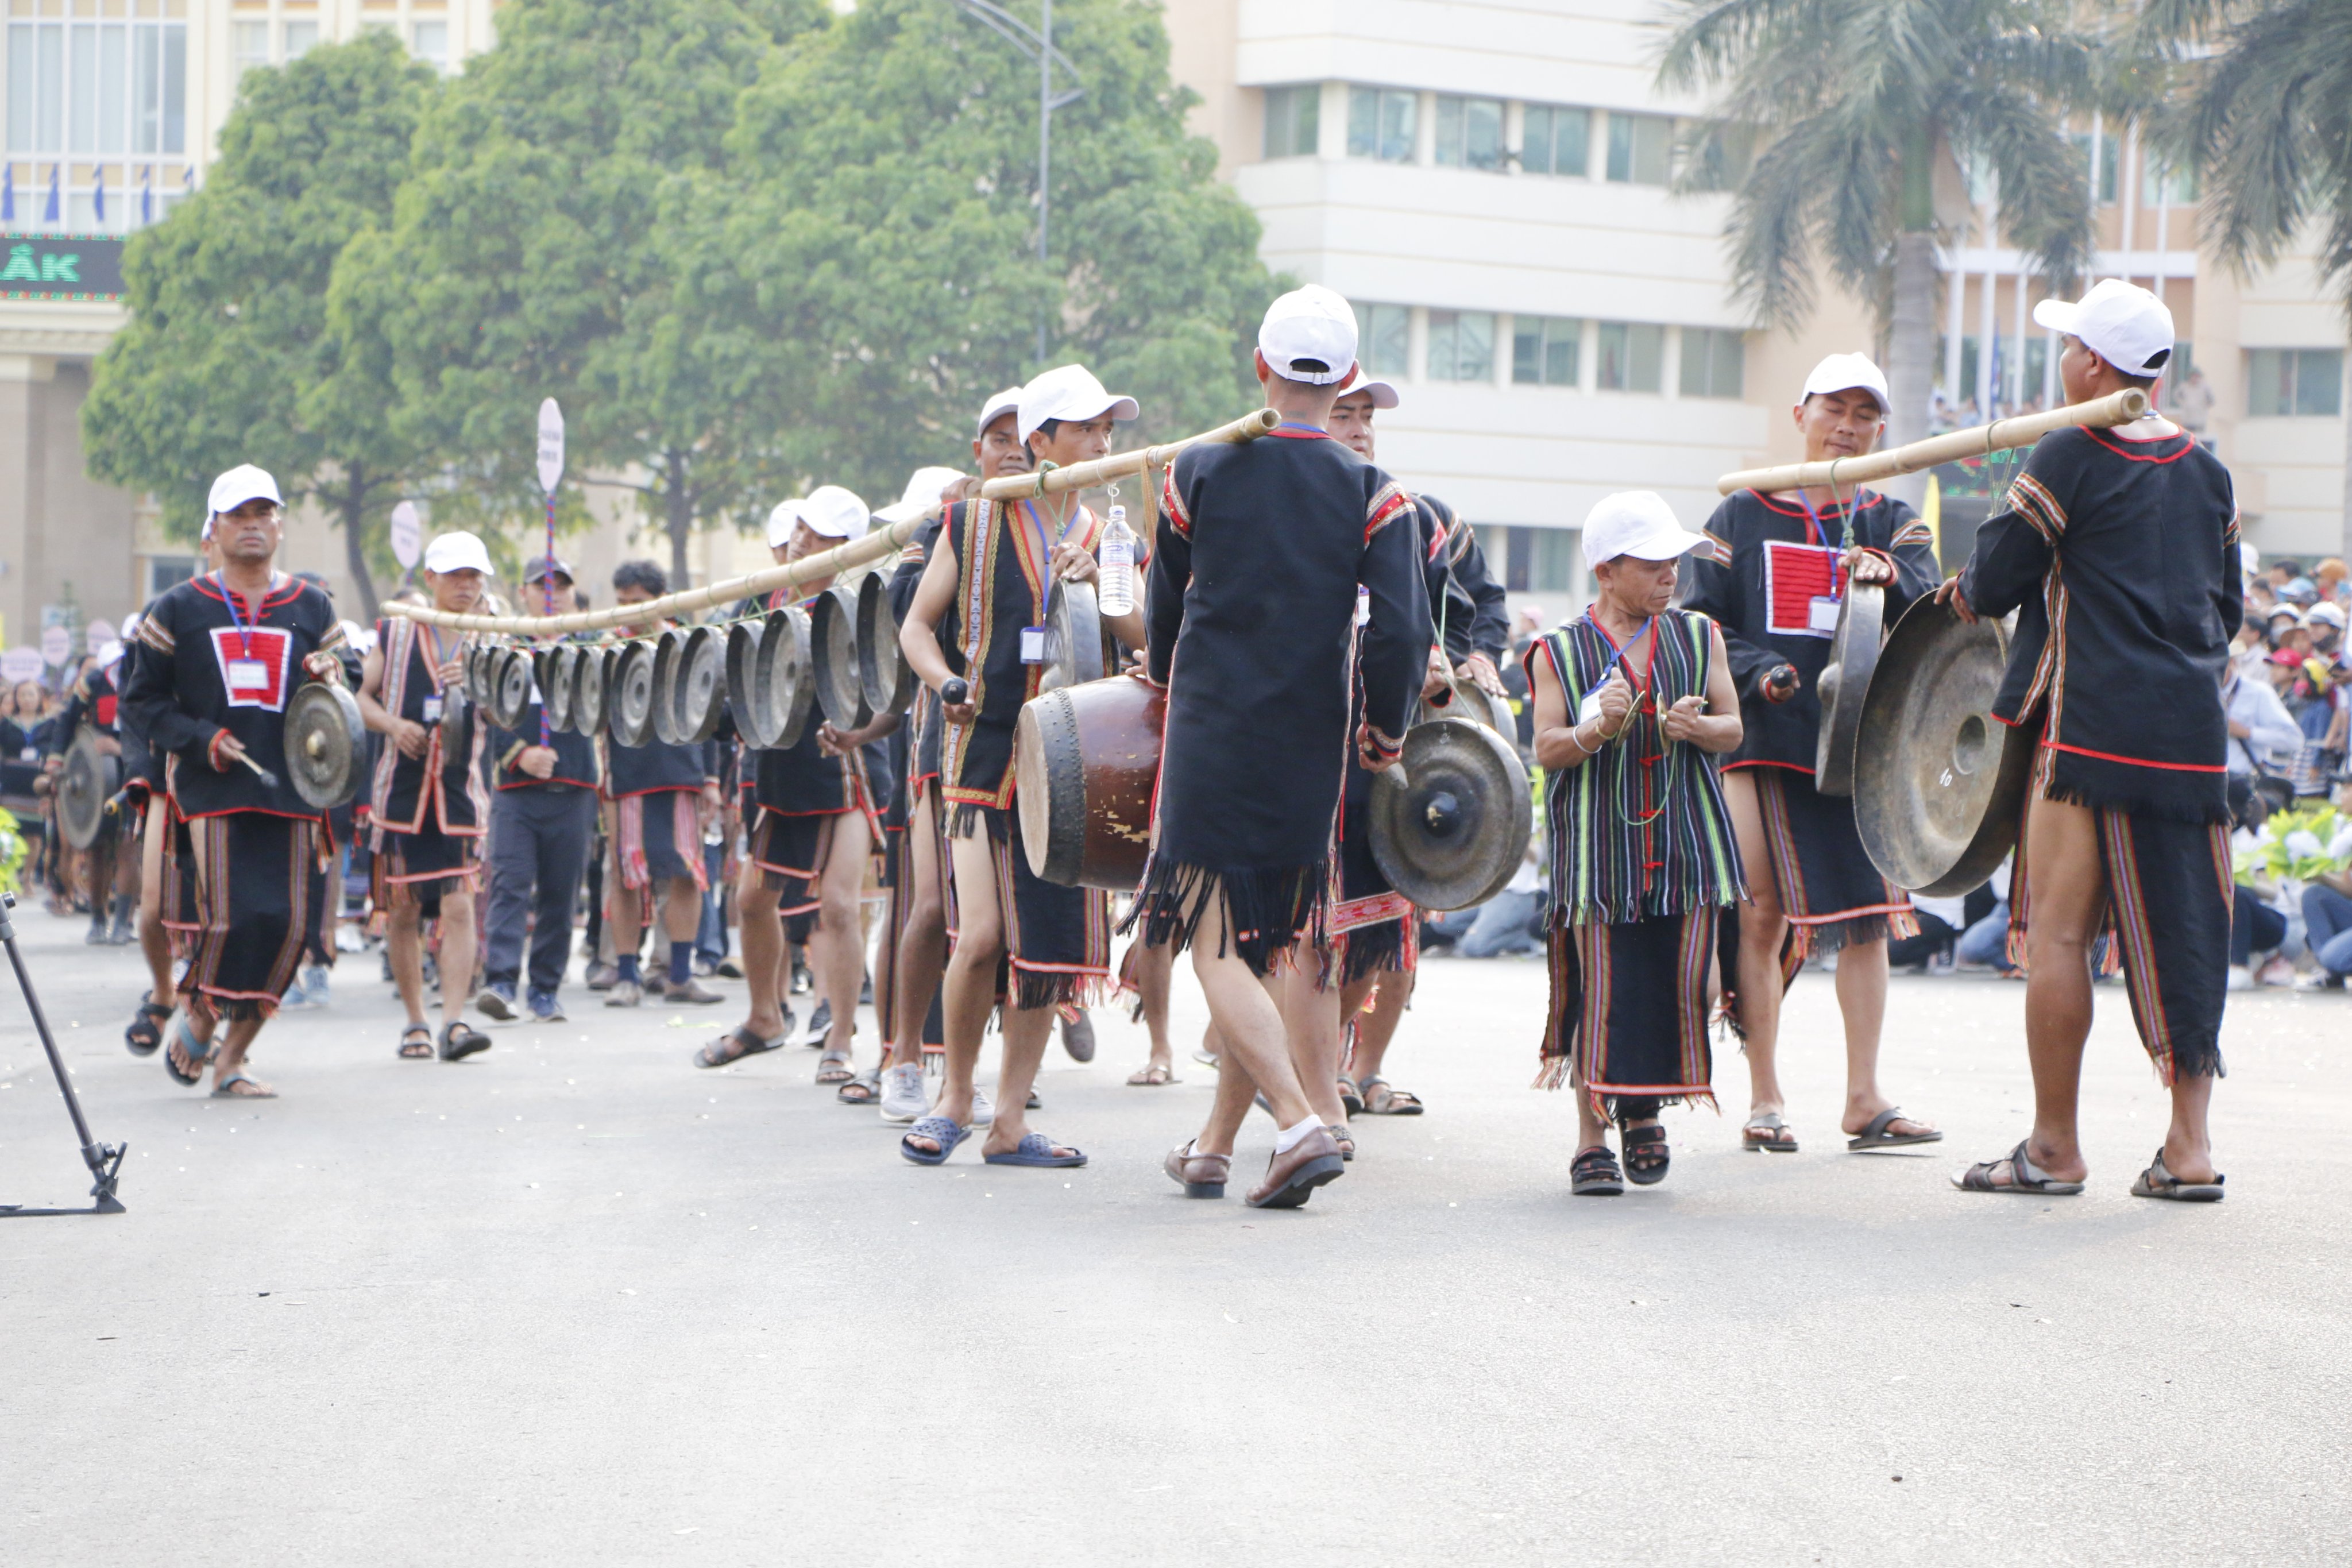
[2,904,2346,1565]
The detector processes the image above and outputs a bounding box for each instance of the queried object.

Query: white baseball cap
[1258,284,1359,385]
[1333,365,1400,410]
[203,464,281,535]
[800,485,870,541]
[876,466,967,526]
[2033,279,2176,378]
[764,499,805,549]
[2304,602,2346,630]
[1017,365,1139,444]
[976,386,1024,438]
[423,530,493,576]
[1582,492,1709,571]
[97,639,124,670]
[1798,352,1890,414]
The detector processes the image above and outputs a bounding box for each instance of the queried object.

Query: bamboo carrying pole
[383,404,1283,636]
[978,406,1280,500]
[1714,387,2151,497]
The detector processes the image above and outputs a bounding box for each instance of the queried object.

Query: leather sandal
[1246,1127,1344,1210]
[1164,1141,1230,1199]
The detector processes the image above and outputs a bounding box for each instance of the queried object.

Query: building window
[2246,349,2345,418]
[146,555,199,599]
[1512,315,1581,386]
[412,21,450,74]
[1262,83,1319,160]
[1427,310,1495,383]
[2141,159,2197,207]
[285,21,321,61]
[233,20,270,75]
[2069,131,2120,204]
[1352,302,1410,377]
[1520,103,1589,178]
[1432,94,1502,172]
[1347,86,1416,163]
[1605,111,1672,186]
[1597,321,1664,392]
[1498,526,1582,594]
[7,12,183,159]
[1679,327,1745,399]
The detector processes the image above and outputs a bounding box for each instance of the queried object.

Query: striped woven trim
[1161,464,1191,538]
[2007,473,2067,542]
[1366,481,1411,542]
[1890,519,1934,549]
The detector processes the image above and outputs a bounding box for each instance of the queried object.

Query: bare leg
[1830,938,1934,1138]
[2013,795,2102,1186]
[611,879,646,974]
[930,825,1007,1131]
[1571,1068,1612,1155]
[1188,890,1315,1136]
[137,801,175,1001]
[733,859,789,1040]
[982,1003,1060,1156]
[1723,771,1793,1121]
[437,888,478,1030]
[1195,1032,1261,1158]
[387,905,430,1029]
[1279,960,1350,1127]
[1132,939,1174,1076]
[888,791,947,1071]
[1346,967,1413,1084]
[2164,1072,2219,1185]
[810,811,871,1059]
[211,1014,270,1093]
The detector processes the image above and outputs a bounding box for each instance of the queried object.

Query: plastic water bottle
[1098,505,1136,616]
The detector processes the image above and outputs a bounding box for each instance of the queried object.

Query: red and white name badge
[210,627,295,710]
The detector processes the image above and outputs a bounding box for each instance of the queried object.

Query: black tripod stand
[0,893,126,1216]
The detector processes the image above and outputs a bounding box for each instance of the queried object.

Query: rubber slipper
[1952,1140,2084,1195]
[982,1131,1087,1168]
[1571,1146,1624,1196]
[1358,1075,1424,1116]
[1337,1075,1364,1117]
[397,1025,435,1060]
[2129,1149,2224,1202]
[900,1115,968,1167]
[1742,1111,1798,1153]
[438,1022,493,1062]
[211,1073,277,1100]
[814,1050,855,1086]
[836,1068,880,1104]
[1847,1106,1943,1151]
[163,1009,216,1086]
[1623,1123,1669,1186]
[694,1025,785,1069]
[125,996,172,1057]
[1126,1063,1177,1086]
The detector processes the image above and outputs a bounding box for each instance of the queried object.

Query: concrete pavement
[2,903,2347,1564]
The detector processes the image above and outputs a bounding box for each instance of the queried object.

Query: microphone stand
[0,893,127,1216]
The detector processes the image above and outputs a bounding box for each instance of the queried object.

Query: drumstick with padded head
[231,750,281,790]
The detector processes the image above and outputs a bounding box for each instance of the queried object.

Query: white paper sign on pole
[536,399,565,495]
[1,648,44,685]
[84,619,115,654]
[389,500,422,569]
[40,625,70,666]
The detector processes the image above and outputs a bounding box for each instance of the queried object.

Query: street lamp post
[952,0,1083,365]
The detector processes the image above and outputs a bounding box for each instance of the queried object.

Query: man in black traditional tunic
[1134,285,1431,1209]
[47,639,134,944]
[120,465,349,1099]
[896,366,1146,1170]
[1682,353,1943,1156]
[358,531,496,1063]
[1942,281,2238,1202]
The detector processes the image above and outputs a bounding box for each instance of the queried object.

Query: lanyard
[1018,497,1080,564]
[213,572,262,658]
[1585,612,1657,692]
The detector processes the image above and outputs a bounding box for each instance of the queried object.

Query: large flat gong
[809,585,869,733]
[1853,597,2034,896]
[571,646,611,737]
[489,646,535,731]
[857,572,916,717]
[676,626,727,743]
[756,607,816,749]
[1812,582,1882,795]
[543,644,580,734]
[1368,717,1532,912]
[725,619,777,749]
[1038,578,1103,693]
[608,640,659,748]
[650,627,692,746]
[58,731,114,850]
[286,682,366,809]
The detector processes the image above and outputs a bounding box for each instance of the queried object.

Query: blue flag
[1,164,13,225]
[92,167,105,224]
[43,165,60,225]
[140,168,152,227]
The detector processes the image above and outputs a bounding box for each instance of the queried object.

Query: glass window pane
[1434,94,1463,168]
[1554,106,1588,177]
[1354,303,1409,377]
[1521,105,1551,175]
[7,27,38,153]
[1534,528,1579,593]
[1544,319,1578,385]
[2299,350,2343,418]
[2246,350,2281,417]
[1347,85,1376,158]
[69,23,95,151]
[1380,89,1415,163]
[414,20,448,71]
[1597,321,1626,388]
[161,22,183,152]
[98,23,124,153]
[1606,114,1631,181]
[1428,310,1458,379]
[39,22,65,152]
[1458,311,1493,380]
[1634,115,1671,184]
[1465,98,1501,171]
[133,21,155,153]
[284,20,319,59]
[231,19,267,72]
[1512,318,1542,383]
[1627,322,1662,391]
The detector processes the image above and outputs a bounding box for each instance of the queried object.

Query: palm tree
[1656,0,2100,484]
[2137,0,2352,559]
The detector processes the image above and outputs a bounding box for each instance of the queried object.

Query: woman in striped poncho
[1525,494,1747,1196]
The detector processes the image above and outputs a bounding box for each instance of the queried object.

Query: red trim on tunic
[2044,739,2225,773]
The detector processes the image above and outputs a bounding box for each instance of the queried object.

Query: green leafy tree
[81,33,439,617]
[335,0,827,586]
[688,0,1279,505]
[1656,0,2100,466]
[2135,0,2352,556]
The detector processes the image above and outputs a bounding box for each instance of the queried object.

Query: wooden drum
[1014,671,1165,890]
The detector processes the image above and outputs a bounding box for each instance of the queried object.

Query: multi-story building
[1,0,497,658]
[1165,0,2350,611]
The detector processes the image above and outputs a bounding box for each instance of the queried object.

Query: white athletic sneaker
[968,1086,995,1127]
[878,1062,928,1124]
